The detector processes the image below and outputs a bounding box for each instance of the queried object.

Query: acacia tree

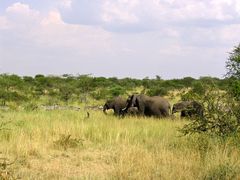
[226,43,240,79]
[225,43,240,99]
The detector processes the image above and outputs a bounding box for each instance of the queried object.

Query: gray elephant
[127,107,139,116]
[120,106,139,117]
[123,94,171,118]
[103,96,126,116]
[172,101,204,118]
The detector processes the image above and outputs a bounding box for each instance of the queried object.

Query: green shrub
[191,81,206,95]
[109,85,126,97]
[91,89,108,100]
[180,86,240,137]
[147,87,169,96]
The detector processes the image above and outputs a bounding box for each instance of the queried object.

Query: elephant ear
[135,97,140,108]
[126,94,139,108]
[132,95,138,105]
[126,95,133,108]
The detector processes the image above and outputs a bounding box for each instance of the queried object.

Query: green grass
[0,110,240,179]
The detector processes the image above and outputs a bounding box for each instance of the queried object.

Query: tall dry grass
[0,110,239,179]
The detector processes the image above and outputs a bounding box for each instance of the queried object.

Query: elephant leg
[160,110,168,117]
[138,107,145,116]
[181,111,186,118]
[161,109,170,117]
[114,106,122,116]
[119,109,125,117]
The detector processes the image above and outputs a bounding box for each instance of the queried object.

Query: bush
[108,85,126,97]
[0,90,28,105]
[91,89,108,100]
[181,82,207,101]
[147,87,169,96]
[191,81,206,95]
[180,86,240,137]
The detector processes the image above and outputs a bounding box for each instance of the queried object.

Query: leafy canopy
[226,43,240,79]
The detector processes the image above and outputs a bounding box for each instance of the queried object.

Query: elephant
[119,106,139,117]
[123,94,171,118]
[172,101,204,118]
[103,96,126,116]
[127,107,139,116]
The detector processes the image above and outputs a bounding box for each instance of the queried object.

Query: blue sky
[0,0,240,79]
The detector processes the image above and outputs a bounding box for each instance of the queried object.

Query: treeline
[0,73,230,106]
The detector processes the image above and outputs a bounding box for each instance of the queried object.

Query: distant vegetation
[0,73,230,106]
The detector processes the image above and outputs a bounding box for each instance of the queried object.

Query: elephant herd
[103,94,204,119]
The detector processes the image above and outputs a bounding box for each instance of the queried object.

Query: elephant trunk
[169,106,172,115]
[103,104,108,114]
[121,107,128,115]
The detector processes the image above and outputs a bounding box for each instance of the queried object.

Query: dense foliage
[226,43,240,79]
[225,43,240,99]
[0,74,228,106]
[180,85,240,137]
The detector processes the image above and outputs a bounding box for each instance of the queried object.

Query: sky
[0,0,240,79]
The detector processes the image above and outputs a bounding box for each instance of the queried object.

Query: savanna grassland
[0,108,240,180]
[1,42,240,179]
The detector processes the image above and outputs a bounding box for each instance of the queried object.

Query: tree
[225,43,240,79]
[225,43,240,99]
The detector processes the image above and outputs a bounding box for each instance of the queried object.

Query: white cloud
[38,11,112,54]
[37,14,112,54]
[41,11,64,25]
[59,0,240,31]
[5,2,41,30]
[101,0,139,24]
[143,0,237,22]
[2,3,113,55]
[6,2,39,17]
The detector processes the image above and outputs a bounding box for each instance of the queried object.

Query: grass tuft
[53,134,84,150]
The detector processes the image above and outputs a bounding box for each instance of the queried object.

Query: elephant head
[103,100,111,114]
[103,97,126,116]
[124,94,137,108]
[172,101,192,114]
